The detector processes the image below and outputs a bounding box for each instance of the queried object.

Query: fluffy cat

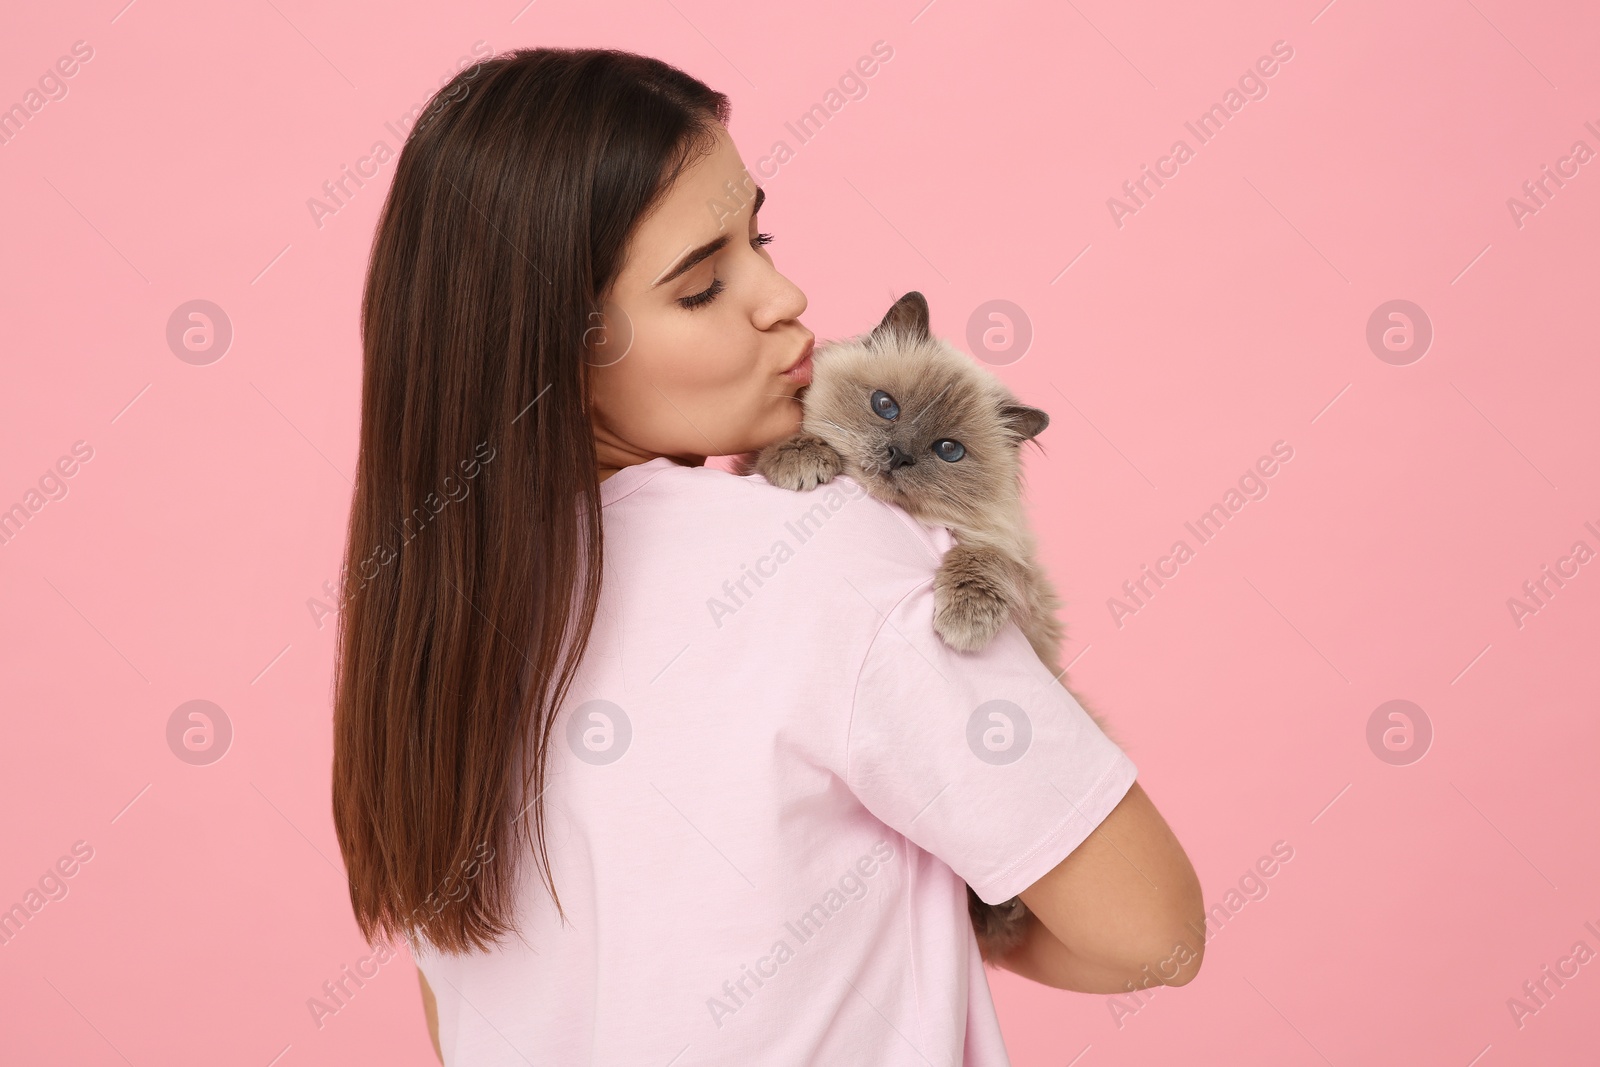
[734,291,1112,964]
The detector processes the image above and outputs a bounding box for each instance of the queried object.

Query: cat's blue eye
[870,390,900,420]
[933,439,965,462]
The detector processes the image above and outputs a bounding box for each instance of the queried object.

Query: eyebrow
[652,184,766,288]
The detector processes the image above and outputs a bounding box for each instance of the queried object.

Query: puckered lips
[781,337,815,385]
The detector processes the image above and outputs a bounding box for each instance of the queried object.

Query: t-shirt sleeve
[845,561,1139,906]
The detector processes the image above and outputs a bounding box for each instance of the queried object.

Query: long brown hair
[331,47,729,953]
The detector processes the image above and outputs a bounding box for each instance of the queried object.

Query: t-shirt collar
[599,455,683,508]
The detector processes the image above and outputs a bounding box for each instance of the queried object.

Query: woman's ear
[868,291,931,347]
[1000,402,1049,442]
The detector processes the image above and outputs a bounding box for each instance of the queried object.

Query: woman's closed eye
[677,232,775,310]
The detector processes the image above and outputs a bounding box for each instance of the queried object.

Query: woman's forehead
[618,130,757,286]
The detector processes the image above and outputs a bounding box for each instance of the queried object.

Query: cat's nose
[886,444,915,470]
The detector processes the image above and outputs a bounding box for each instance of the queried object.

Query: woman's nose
[755,267,808,330]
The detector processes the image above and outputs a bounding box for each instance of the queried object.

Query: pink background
[2,0,1597,1064]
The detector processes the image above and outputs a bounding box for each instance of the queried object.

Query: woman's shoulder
[621,459,956,573]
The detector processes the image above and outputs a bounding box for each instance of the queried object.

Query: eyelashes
[677,232,775,310]
[677,278,724,310]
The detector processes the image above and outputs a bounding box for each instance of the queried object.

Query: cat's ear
[1000,403,1049,442]
[869,291,930,347]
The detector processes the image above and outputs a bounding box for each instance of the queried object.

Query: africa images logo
[705,478,868,628]
[705,841,895,1030]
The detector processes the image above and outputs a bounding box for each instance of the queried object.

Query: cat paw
[933,548,1015,652]
[968,887,1034,963]
[755,434,843,491]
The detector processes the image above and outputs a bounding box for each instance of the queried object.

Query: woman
[331,46,1204,1065]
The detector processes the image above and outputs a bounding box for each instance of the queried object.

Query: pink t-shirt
[410,455,1138,1065]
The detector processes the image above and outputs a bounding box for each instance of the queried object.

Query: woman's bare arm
[418,969,443,1063]
[994,781,1205,992]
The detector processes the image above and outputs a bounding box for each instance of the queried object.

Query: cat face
[799,292,1048,526]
